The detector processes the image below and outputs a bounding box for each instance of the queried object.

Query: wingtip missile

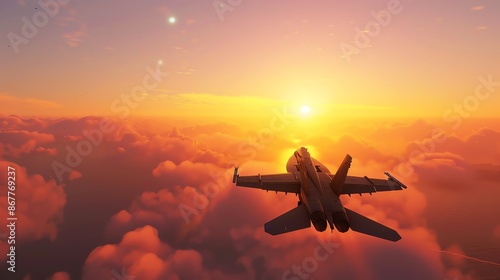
[232,167,239,183]
[384,172,407,189]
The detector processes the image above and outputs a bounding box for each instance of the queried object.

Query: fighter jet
[233,147,407,242]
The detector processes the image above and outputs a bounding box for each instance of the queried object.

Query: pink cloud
[0,161,66,262]
[0,115,497,278]
[152,160,226,187]
[48,272,70,280]
[84,226,230,280]
[68,170,82,180]
[0,130,55,157]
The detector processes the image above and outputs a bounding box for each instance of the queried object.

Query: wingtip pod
[384,172,407,189]
[232,167,239,184]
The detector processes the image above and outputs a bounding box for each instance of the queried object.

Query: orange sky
[1,0,500,119]
[1,0,500,279]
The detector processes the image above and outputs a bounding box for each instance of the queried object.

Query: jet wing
[233,168,301,194]
[340,172,407,195]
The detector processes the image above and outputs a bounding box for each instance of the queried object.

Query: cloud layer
[1,115,499,279]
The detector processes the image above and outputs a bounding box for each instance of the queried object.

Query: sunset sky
[1,0,500,119]
[1,0,500,280]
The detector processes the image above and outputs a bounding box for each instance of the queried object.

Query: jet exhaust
[332,211,350,232]
[310,211,327,232]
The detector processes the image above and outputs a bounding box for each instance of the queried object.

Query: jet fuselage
[235,146,406,240]
[291,147,350,233]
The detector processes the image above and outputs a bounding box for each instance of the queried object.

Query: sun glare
[300,105,310,115]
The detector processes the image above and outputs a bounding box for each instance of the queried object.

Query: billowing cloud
[0,130,55,157]
[152,160,226,187]
[0,161,66,241]
[406,128,500,165]
[48,272,70,280]
[84,226,231,280]
[104,186,214,243]
[0,161,66,262]
[1,115,498,279]
[68,170,82,180]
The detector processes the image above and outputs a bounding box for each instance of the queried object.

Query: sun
[300,105,311,115]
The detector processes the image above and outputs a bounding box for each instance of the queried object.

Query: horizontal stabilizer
[265,204,311,235]
[345,208,401,242]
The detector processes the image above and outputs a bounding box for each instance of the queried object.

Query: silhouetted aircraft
[233,147,407,242]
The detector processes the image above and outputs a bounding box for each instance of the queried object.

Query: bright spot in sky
[168,16,176,24]
[300,105,310,115]
[158,59,163,65]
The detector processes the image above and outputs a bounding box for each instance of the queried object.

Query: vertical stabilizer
[330,154,352,195]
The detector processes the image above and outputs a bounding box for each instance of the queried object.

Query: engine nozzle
[310,211,327,232]
[332,211,350,233]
